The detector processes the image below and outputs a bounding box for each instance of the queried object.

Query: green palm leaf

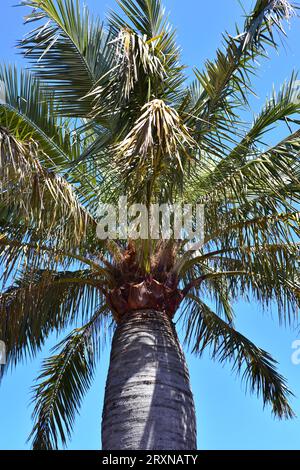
[19,0,113,118]
[28,308,110,450]
[183,295,295,419]
[0,268,107,379]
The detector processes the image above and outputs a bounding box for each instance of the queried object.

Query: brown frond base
[107,278,183,324]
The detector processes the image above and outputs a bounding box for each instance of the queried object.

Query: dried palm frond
[0,127,90,249]
[86,28,166,117]
[245,0,297,50]
[114,99,196,174]
[111,28,166,99]
[273,0,296,18]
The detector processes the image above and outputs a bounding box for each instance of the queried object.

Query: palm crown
[0,0,300,450]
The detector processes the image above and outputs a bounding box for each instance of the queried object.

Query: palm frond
[110,0,166,38]
[182,0,297,150]
[112,99,196,201]
[197,73,300,190]
[19,0,113,117]
[0,268,107,380]
[85,0,184,154]
[28,307,110,449]
[87,28,166,112]
[0,65,100,212]
[0,127,93,250]
[180,227,300,324]
[182,294,295,419]
[0,65,80,165]
[188,129,300,257]
[109,0,183,99]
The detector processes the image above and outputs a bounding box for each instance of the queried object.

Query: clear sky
[0,0,300,450]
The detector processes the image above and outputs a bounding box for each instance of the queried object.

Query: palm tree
[0,0,300,451]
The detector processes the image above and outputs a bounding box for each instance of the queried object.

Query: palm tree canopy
[0,0,300,449]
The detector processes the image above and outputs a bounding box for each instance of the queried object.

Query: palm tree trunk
[101,309,197,450]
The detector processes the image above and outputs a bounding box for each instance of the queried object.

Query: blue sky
[0,0,300,450]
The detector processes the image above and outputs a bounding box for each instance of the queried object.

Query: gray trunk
[101,309,197,450]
